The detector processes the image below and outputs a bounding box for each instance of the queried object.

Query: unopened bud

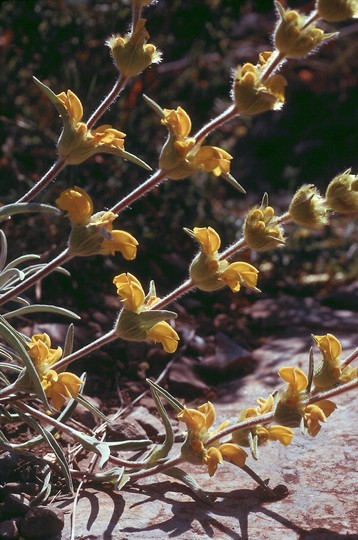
[316,0,358,22]
[244,194,285,251]
[325,169,358,213]
[289,184,329,228]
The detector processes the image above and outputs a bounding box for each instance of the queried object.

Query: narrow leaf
[3,304,80,320]
[146,379,184,412]
[165,467,214,504]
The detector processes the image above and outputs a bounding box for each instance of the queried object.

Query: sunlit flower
[256,425,294,446]
[158,105,240,187]
[113,272,146,312]
[192,226,221,256]
[146,321,179,353]
[107,18,161,77]
[178,402,246,476]
[302,400,336,436]
[316,0,358,21]
[244,194,285,251]
[113,273,179,352]
[325,169,358,214]
[313,333,358,389]
[289,184,329,229]
[219,262,259,292]
[56,186,93,225]
[33,78,150,169]
[56,187,138,259]
[232,51,287,115]
[274,1,334,59]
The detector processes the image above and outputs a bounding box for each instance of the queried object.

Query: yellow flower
[161,107,192,139]
[187,226,260,293]
[302,400,336,436]
[158,104,239,186]
[192,226,221,256]
[178,401,217,436]
[107,18,161,77]
[190,146,232,177]
[27,333,63,376]
[146,321,179,353]
[41,369,83,410]
[56,186,93,225]
[325,169,358,214]
[316,0,358,22]
[56,187,138,259]
[178,402,246,476]
[219,261,259,292]
[256,425,294,446]
[27,333,82,410]
[113,273,179,352]
[278,366,308,396]
[244,195,285,251]
[99,230,138,259]
[113,272,146,312]
[57,89,83,123]
[313,333,357,389]
[274,1,333,59]
[232,51,287,115]
[289,184,329,229]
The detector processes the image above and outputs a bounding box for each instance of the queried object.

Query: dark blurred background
[0,1,357,396]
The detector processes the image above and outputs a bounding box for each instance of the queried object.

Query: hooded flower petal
[27,333,63,375]
[113,272,145,311]
[278,367,308,394]
[190,146,232,176]
[99,229,138,259]
[41,369,82,410]
[206,446,223,476]
[314,334,342,364]
[220,261,259,292]
[219,443,248,468]
[161,106,192,139]
[193,226,221,256]
[146,321,179,353]
[303,400,336,436]
[56,186,93,225]
[56,90,83,122]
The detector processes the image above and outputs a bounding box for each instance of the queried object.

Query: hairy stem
[193,104,238,143]
[52,329,117,372]
[0,248,72,307]
[127,454,184,483]
[341,347,358,369]
[110,169,167,214]
[86,74,128,129]
[16,157,67,204]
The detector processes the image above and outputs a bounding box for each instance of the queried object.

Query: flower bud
[68,224,107,257]
[244,194,285,251]
[325,169,358,213]
[232,52,287,115]
[289,184,329,229]
[107,19,161,77]
[316,0,358,22]
[189,251,224,292]
[274,1,334,59]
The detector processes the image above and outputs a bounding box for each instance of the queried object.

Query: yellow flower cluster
[159,106,233,181]
[178,402,247,477]
[56,186,138,259]
[188,226,259,293]
[113,273,179,353]
[233,51,287,115]
[276,366,336,436]
[27,333,82,410]
[313,333,357,389]
[232,395,294,455]
[244,195,285,251]
[56,90,127,165]
[107,18,161,77]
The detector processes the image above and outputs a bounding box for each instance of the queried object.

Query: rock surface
[55,333,358,540]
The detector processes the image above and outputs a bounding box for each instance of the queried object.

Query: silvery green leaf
[146,379,184,412]
[0,315,48,407]
[143,94,165,118]
[3,304,80,320]
[63,323,75,358]
[76,393,111,423]
[222,172,246,193]
[0,203,60,221]
[0,268,25,289]
[93,467,125,488]
[106,439,151,451]
[145,384,174,463]
[165,467,214,504]
[0,231,7,271]
[4,254,41,271]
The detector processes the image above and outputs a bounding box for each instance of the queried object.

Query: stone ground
[55,315,358,540]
